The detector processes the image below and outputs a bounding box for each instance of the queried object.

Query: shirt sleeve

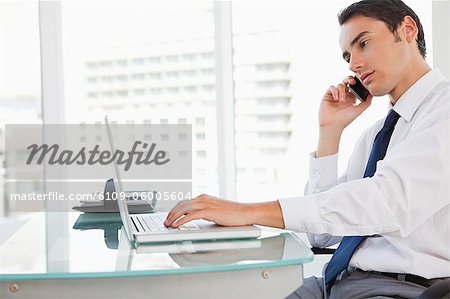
[303,152,344,247]
[305,151,339,194]
[279,115,450,238]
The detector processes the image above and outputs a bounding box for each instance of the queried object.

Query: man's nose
[349,53,363,73]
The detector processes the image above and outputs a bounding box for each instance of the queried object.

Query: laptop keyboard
[133,213,200,233]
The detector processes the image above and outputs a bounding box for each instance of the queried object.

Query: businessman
[165,0,450,297]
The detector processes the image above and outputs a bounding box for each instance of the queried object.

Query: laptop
[104,116,261,244]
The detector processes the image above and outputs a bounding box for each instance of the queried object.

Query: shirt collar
[390,69,445,122]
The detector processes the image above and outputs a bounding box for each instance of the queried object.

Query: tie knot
[383,109,401,130]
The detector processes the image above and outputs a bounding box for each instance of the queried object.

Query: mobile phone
[348,76,370,102]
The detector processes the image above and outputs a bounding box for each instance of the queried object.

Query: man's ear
[403,16,418,43]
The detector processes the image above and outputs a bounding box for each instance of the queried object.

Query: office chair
[311,247,450,299]
[417,278,450,299]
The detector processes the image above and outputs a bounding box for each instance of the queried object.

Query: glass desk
[0,212,313,298]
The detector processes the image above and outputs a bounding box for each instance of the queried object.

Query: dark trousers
[286,269,427,299]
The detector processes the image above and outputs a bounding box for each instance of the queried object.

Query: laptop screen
[104,115,135,243]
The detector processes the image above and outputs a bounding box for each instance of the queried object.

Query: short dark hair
[338,0,426,58]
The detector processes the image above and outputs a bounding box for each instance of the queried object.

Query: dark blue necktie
[324,109,401,285]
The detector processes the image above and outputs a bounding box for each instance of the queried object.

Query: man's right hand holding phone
[317,76,373,158]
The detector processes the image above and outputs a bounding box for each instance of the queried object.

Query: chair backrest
[417,278,450,299]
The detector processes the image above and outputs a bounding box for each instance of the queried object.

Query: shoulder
[414,79,450,127]
[429,79,450,104]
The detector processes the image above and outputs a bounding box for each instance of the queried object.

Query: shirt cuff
[278,195,321,232]
[308,151,339,192]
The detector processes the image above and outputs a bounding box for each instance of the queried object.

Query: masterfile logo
[26,141,170,171]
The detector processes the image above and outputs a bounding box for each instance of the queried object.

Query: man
[165,0,450,298]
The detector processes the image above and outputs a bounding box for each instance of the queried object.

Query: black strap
[370,271,444,288]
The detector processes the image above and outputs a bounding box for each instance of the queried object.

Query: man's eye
[360,40,369,48]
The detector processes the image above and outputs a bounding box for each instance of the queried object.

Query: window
[195,117,206,126]
[148,57,161,64]
[196,133,206,140]
[166,71,179,78]
[61,1,219,196]
[196,150,206,158]
[165,55,179,63]
[132,58,145,65]
[148,73,161,80]
[87,92,98,98]
[183,53,197,62]
[131,73,146,80]
[116,59,128,66]
[133,89,146,96]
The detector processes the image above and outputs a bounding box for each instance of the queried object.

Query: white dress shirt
[278,69,450,279]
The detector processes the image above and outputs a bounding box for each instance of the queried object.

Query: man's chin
[368,86,389,97]
[371,91,387,97]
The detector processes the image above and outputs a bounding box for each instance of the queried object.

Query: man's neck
[389,59,431,105]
